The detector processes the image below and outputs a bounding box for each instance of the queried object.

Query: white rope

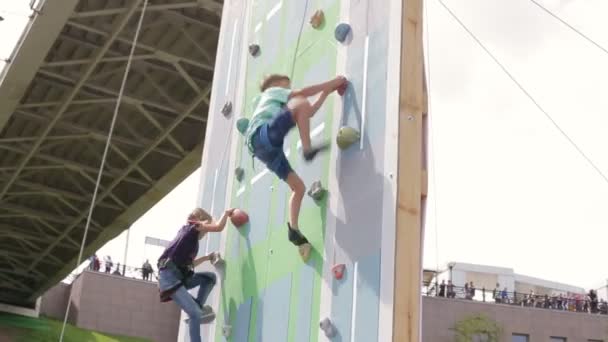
[58,1,149,340]
[424,0,441,277]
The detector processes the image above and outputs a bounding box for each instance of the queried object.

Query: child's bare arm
[193,253,214,267]
[309,91,330,115]
[291,76,345,98]
[193,208,235,233]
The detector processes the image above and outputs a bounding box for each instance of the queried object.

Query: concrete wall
[39,281,70,320]
[40,271,180,342]
[423,296,608,341]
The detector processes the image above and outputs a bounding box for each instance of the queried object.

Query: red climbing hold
[230,209,249,228]
[332,264,345,280]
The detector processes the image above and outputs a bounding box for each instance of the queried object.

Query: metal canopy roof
[0,0,222,307]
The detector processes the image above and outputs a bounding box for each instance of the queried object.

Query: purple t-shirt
[159,223,199,266]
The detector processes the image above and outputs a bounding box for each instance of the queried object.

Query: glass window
[512,334,529,342]
[472,334,489,342]
[550,338,566,342]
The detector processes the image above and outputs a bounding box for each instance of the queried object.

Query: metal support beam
[15,110,183,159]
[15,179,122,211]
[180,27,214,63]
[42,54,154,67]
[134,103,186,155]
[174,62,202,93]
[0,144,151,187]
[34,219,80,248]
[2,202,77,224]
[0,0,145,206]
[71,2,201,18]
[66,20,214,71]
[36,69,188,117]
[26,86,211,272]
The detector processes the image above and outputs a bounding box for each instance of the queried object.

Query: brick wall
[41,270,180,342]
[422,296,608,341]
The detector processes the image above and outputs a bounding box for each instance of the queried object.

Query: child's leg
[285,171,305,230]
[171,286,203,342]
[287,96,313,152]
[185,272,216,306]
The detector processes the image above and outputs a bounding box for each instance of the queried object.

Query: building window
[512,334,529,342]
[472,334,489,342]
[550,338,566,342]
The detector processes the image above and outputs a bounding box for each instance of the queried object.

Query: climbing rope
[58,0,150,340]
[437,0,608,187]
[527,0,608,56]
[289,0,310,79]
[424,0,441,277]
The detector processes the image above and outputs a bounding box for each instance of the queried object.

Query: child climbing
[245,74,346,261]
[157,207,234,342]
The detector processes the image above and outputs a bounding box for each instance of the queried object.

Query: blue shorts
[251,108,295,181]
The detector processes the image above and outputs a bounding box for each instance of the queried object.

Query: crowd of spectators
[428,280,608,315]
[87,254,157,282]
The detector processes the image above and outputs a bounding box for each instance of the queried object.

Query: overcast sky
[1,0,607,289]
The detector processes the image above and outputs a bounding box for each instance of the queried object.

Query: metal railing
[423,283,608,315]
[65,261,157,284]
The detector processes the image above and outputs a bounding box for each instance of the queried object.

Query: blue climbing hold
[236,117,250,135]
[334,23,351,43]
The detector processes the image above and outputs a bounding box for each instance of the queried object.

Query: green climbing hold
[336,126,360,150]
[236,118,249,135]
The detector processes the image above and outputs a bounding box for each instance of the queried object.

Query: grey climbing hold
[235,167,244,182]
[334,23,351,43]
[236,117,250,135]
[222,325,232,337]
[249,44,260,56]
[319,318,336,338]
[221,101,232,117]
[307,180,326,201]
[210,252,225,267]
[336,126,360,150]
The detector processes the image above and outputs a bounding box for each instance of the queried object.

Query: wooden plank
[393,0,426,340]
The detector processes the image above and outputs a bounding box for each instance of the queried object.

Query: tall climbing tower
[191,0,426,341]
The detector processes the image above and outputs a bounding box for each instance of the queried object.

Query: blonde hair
[188,208,212,222]
[260,74,290,92]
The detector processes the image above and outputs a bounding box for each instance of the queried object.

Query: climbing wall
[191,0,405,341]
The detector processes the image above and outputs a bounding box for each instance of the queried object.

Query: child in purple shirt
[158,207,234,342]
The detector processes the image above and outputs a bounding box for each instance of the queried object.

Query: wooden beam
[393,0,426,341]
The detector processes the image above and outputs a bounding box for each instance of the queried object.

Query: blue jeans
[251,108,296,180]
[158,269,216,342]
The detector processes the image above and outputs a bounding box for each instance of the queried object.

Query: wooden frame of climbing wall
[393,0,427,341]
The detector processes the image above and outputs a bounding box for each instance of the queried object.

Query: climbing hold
[222,325,232,337]
[319,318,337,338]
[248,44,260,56]
[230,209,249,227]
[307,180,326,201]
[334,23,351,43]
[234,167,244,182]
[336,126,360,150]
[221,101,232,117]
[309,10,324,29]
[336,81,348,96]
[332,264,346,280]
[210,252,224,267]
[299,244,312,263]
[236,117,250,135]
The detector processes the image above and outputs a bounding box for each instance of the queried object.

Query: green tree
[453,314,503,342]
